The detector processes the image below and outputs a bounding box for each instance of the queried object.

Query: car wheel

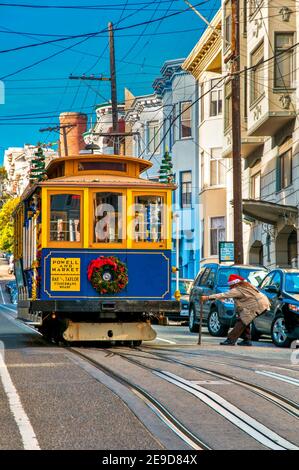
[271,314,292,348]
[189,306,199,333]
[207,309,229,337]
[251,322,261,341]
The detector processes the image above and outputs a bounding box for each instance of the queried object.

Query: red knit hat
[228,274,245,286]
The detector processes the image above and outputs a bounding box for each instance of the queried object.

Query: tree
[29,146,47,183]
[0,197,20,253]
[0,167,7,181]
[159,149,174,184]
[0,166,8,207]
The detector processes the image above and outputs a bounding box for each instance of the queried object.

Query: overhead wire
[0,1,181,9]
[148,39,299,161]
[0,1,210,55]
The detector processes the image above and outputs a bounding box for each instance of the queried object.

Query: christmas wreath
[87,256,128,295]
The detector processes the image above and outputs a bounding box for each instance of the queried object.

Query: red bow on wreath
[87,256,117,281]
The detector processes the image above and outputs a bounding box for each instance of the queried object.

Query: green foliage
[0,166,7,181]
[0,197,20,252]
[159,150,174,183]
[29,146,47,183]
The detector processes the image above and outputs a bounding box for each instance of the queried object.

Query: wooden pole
[198,299,203,345]
[108,22,119,155]
[231,0,244,264]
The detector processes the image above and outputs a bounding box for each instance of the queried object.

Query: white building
[3,145,58,196]
[83,103,125,154]
[124,90,163,180]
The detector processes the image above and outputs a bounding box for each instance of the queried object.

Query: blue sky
[0,0,220,163]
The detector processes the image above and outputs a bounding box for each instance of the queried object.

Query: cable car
[13,152,180,344]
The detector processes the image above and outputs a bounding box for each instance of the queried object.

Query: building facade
[3,145,58,196]
[124,89,163,180]
[153,59,200,278]
[183,12,231,265]
[222,0,299,268]
[83,103,125,154]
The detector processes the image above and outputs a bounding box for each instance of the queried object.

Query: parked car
[189,263,268,335]
[170,278,193,321]
[252,268,299,347]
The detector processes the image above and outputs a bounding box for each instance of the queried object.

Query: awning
[242,199,298,225]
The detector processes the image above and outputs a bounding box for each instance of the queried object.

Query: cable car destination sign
[219,241,235,263]
[50,258,81,291]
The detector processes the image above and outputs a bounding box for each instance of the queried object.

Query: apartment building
[83,103,125,154]
[183,11,230,264]
[124,89,163,179]
[152,59,200,278]
[222,0,299,268]
[3,144,58,196]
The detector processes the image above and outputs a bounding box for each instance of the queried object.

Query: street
[0,262,298,450]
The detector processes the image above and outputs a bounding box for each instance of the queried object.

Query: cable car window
[134,195,164,243]
[50,194,81,242]
[78,161,127,172]
[93,192,123,243]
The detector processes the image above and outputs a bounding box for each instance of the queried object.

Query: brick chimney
[59,112,87,157]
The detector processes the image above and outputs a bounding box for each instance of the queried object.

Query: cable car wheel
[39,315,68,345]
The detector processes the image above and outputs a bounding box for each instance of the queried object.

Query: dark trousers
[228,319,251,342]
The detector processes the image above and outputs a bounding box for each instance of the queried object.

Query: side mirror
[265,285,280,294]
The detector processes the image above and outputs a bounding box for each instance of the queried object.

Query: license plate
[180,310,189,317]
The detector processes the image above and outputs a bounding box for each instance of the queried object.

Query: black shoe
[220,339,235,346]
[237,340,252,346]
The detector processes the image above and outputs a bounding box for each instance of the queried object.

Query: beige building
[184,1,299,268]
[222,0,299,268]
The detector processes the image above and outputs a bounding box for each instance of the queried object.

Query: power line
[0,53,295,121]
[0,26,208,39]
[0,1,209,54]
[148,40,299,161]
[119,0,164,64]
[0,32,100,81]
[0,1,180,9]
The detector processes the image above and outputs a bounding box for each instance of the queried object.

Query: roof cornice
[182,10,222,79]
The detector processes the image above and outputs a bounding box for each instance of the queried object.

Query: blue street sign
[219,241,235,263]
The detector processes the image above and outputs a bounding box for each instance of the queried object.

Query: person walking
[201,274,270,346]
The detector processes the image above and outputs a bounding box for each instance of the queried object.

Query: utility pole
[109,22,119,155]
[231,0,244,264]
[40,124,75,157]
[69,22,120,155]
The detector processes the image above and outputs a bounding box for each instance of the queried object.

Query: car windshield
[217,268,267,287]
[171,280,193,295]
[285,273,299,294]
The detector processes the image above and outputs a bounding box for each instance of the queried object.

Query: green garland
[88,256,128,295]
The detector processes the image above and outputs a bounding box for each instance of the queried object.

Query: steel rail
[104,348,299,450]
[67,347,212,451]
[135,348,299,419]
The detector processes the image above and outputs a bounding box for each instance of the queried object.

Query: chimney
[59,112,87,157]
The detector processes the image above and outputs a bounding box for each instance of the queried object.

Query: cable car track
[67,347,212,451]
[117,347,299,419]
[142,344,298,372]
[94,347,299,450]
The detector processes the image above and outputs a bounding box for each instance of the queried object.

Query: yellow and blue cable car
[13,152,180,344]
